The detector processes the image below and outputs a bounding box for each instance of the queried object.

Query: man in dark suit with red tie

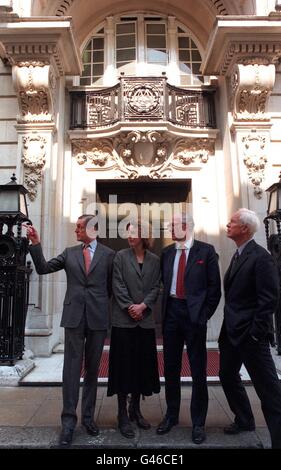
[26,215,114,446]
[219,208,281,449]
[156,214,221,444]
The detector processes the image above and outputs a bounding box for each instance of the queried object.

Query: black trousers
[163,298,208,427]
[61,314,106,429]
[219,330,281,448]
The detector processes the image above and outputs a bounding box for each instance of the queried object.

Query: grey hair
[173,213,195,232]
[237,208,260,234]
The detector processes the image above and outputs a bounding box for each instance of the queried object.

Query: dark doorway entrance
[96,179,192,334]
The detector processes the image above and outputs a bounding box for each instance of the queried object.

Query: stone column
[167,16,179,86]
[104,16,115,86]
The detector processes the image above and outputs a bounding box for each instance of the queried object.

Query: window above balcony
[80,14,208,88]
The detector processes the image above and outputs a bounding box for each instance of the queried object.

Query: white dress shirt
[170,238,193,297]
[84,239,97,261]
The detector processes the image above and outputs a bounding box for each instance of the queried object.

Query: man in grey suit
[27,215,115,446]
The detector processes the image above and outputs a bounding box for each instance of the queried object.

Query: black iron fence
[0,226,32,365]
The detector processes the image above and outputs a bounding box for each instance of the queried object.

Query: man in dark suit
[27,215,114,446]
[219,208,281,449]
[156,214,221,444]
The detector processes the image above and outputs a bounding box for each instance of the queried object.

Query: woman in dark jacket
[107,221,161,438]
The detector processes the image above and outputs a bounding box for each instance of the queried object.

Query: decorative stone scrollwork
[22,135,47,201]
[173,139,215,167]
[242,133,267,199]
[72,132,215,180]
[12,61,56,123]
[230,62,275,121]
[73,139,114,168]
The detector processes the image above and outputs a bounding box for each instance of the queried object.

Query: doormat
[81,350,220,382]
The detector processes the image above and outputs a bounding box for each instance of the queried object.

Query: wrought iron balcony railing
[70,77,216,130]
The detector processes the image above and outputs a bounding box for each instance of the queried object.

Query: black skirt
[107,326,160,396]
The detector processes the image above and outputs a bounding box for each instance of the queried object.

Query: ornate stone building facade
[0,0,280,356]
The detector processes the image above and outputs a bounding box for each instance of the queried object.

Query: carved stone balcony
[69,77,216,131]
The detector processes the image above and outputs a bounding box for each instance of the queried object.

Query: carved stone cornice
[72,133,215,179]
[202,17,281,77]
[0,19,82,76]
[220,43,281,76]
[230,62,275,121]
[21,134,47,201]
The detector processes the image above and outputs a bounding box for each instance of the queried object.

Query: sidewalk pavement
[0,385,271,449]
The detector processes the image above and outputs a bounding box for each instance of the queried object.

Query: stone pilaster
[0,18,82,355]
[229,59,276,203]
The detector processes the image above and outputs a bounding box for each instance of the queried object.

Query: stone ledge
[0,359,35,386]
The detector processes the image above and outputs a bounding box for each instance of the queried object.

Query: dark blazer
[112,248,161,328]
[29,242,115,330]
[161,240,221,326]
[220,239,279,346]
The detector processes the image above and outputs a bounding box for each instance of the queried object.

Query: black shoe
[156,416,178,435]
[83,421,99,436]
[59,427,74,446]
[192,426,206,444]
[118,415,135,439]
[224,422,255,434]
[128,407,151,430]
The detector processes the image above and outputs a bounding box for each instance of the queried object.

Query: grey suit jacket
[29,242,115,330]
[111,248,161,329]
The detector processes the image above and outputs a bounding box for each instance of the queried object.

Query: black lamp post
[264,172,281,354]
[0,175,32,365]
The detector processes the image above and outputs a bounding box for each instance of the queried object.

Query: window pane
[80,77,91,86]
[180,75,192,86]
[179,62,192,74]
[83,64,91,75]
[147,49,167,64]
[93,50,104,63]
[116,34,135,48]
[85,40,92,51]
[93,64,104,76]
[179,50,190,62]
[193,75,204,84]
[192,63,201,75]
[116,23,135,34]
[83,51,91,62]
[146,23,166,34]
[93,38,104,49]
[116,61,136,75]
[178,37,190,49]
[191,50,201,62]
[147,35,166,49]
[117,49,136,62]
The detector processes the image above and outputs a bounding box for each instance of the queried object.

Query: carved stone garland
[72,132,215,179]
[22,135,47,201]
[242,133,267,199]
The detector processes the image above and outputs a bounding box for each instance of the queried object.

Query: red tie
[176,249,186,299]
[83,245,91,274]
